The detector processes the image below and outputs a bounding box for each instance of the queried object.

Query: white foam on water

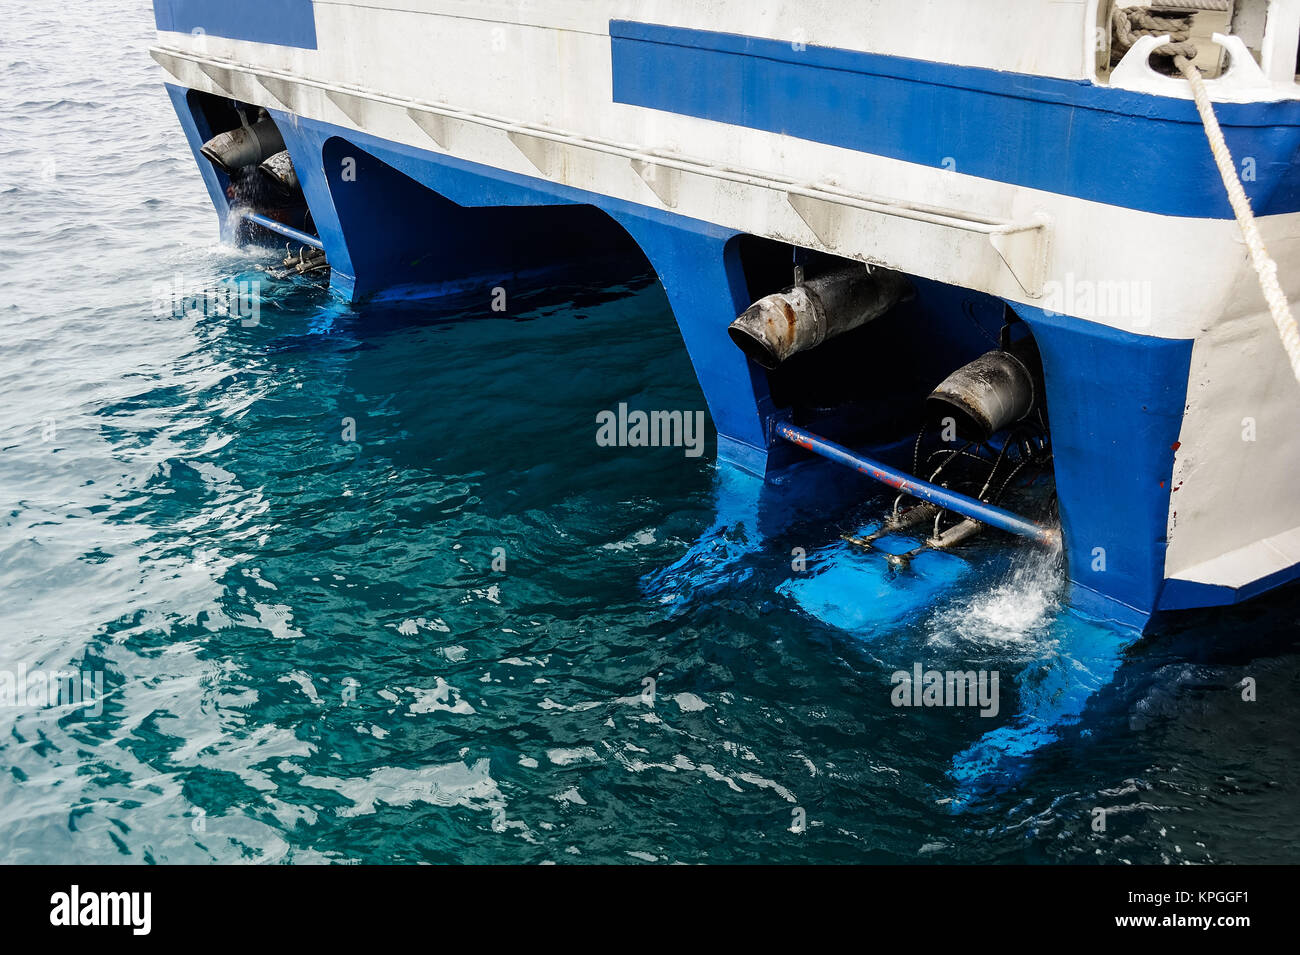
[602,528,656,551]
[298,758,503,819]
[928,546,1066,651]
[406,677,476,715]
[673,692,709,712]
[547,746,600,766]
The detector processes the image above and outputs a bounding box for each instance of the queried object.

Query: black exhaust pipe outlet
[259,149,300,195]
[201,117,286,174]
[728,265,912,369]
[925,336,1042,443]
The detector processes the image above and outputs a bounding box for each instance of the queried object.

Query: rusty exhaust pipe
[925,337,1041,443]
[201,117,286,175]
[728,265,912,369]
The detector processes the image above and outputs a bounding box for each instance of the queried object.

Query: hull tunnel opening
[185,90,322,264]
[317,136,650,301]
[728,235,1059,559]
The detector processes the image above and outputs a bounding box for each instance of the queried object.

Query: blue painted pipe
[240,211,324,251]
[774,421,1059,547]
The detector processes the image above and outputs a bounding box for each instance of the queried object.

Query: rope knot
[1110,6,1199,68]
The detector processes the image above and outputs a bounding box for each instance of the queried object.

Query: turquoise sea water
[0,2,1297,864]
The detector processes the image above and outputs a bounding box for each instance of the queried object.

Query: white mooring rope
[1174,53,1300,385]
[1111,6,1300,384]
[1149,0,1230,12]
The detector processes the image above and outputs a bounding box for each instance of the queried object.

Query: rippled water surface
[1,2,1297,864]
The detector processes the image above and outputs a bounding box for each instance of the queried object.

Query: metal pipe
[928,517,983,550]
[842,503,940,551]
[728,266,911,369]
[239,211,324,251]
[259,149,300,195]
[774,421,1059,547]
[926,337,1040,443]
[201,117,286,174]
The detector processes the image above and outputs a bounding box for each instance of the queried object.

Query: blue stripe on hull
[610,20,1300,219]
[153,0,317,50]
